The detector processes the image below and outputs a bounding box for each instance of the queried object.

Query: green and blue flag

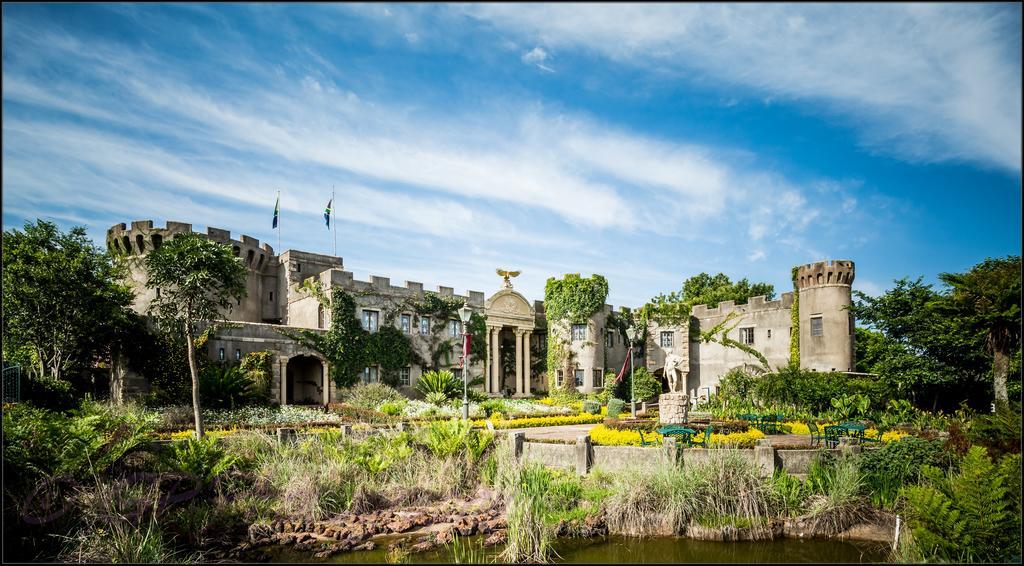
[324,198,332,228]
[272,195,280,229]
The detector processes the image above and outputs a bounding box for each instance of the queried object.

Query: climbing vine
[543,274,609,324]
[790,266,800,366]
[699,311,771,373]
[283,281,487,387]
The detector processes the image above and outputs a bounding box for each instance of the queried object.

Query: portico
[483,283,536,397]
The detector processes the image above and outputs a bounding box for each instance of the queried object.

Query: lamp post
[626,326,638,418]
[458,305,474,420]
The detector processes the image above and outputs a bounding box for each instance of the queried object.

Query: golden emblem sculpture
[496,268,521,289]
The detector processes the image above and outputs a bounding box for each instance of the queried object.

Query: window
[399,367,411,387]
[849,314,854,336]
[556,370,563,387]
[218,348,225,361]
[156,287,161,299]
[574,369,584,387]
[538,334,547,349]
[362,310,379,332]
[571,324,587,341]
[235,349,241,361]
[449,320,461,337]
[740,327,755,345]
[593,369,603,388]
[660,331,674,348]
[420,316,430,335]
[317,304,326,329]
[810,316,823,337]
[362,366,379,384]
[452,368,463,381]
[606,331,615,348]
[269,291,274,302]
[767,329,772,339]
[401,314,411,334]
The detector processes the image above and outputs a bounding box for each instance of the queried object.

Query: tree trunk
[110,348,125,405]
[185,321,205,439]
[992,341,1010,405]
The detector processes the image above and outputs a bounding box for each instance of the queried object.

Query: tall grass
[805,452,870,535]
[603,451,779,538]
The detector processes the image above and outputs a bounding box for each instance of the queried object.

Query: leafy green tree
[644,272,774,325]
[849,277,990,410]
[938,256,1021,404]
[144,233,247,438]
[2,220,134,385]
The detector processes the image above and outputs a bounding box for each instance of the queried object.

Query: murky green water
[267,535,891,563]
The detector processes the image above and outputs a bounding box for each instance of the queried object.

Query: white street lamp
[625,326,639,418]
[458,305,474,420]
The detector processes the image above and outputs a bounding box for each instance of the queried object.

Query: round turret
[794,260,855,372]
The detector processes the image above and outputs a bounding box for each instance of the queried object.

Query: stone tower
[795,260,855,372]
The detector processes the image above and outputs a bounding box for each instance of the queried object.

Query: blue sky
[2,3,1021,308]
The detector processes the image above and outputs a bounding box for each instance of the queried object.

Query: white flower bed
[399,399,572,419]
[153,405,343,429]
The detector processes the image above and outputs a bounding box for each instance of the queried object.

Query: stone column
[490,326,501,395]
[523,331,532,396]
[514,329,524,397]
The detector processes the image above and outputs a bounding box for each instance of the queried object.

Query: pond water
[267,535,891,564]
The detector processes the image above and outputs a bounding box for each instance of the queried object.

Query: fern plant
[901,446,1018,562]
[166,436,238,485]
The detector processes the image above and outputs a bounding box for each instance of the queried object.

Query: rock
[435,528,455,545]
[455,516,478,536]
[248,523,274,543]
[283,521,295,533]
[411,513,432,527]
[297,533,315,543]
[483,530,507,547]
[387,519,414,533]
[279,534,297,545]
[411,540,435,553]
[352,541,376,552]
[294,542,314,552]
[313,549,333,559]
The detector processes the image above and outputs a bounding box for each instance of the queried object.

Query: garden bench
[656,425,696,445]
[807,421,823,447]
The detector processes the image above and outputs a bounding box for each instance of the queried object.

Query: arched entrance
[285,355,325,405]
[484,281,536,397]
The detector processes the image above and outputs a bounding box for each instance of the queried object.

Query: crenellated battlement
[691,291,795,319]
[107,220,277,272]
[316,268,486,307]
[795,259,855,290]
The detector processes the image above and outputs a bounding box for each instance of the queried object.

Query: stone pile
[659,393,690,425]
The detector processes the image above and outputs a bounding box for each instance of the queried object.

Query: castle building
[108,220,855,403]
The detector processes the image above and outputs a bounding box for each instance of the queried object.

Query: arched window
[247,249,255,266]
[318,304,326,329]
[135,234,145,253]
[232,245,241,257]
[257,254,265,269]
[816,273,823,285]
[122,236,131,255]
[151,234,163,250]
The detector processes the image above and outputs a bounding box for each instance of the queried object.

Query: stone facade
[108,220,855,403]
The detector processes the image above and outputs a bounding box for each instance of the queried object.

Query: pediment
[485,289,535,327]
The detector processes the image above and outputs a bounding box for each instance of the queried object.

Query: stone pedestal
[659,393,690,424]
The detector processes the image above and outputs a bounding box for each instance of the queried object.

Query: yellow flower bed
[783,421,837,436]
[707,428,765,447]
[590,425,662,446]
[166,427,244,441]
[471,413,604,429]
[589,425,765,447]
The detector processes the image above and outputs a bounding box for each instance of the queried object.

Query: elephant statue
[663,354,687,393]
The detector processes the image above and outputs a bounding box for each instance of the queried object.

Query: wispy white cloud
[521,46,554,72]
[462,3,1022,171]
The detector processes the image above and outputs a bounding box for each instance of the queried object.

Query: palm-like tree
[939,256,1021,404]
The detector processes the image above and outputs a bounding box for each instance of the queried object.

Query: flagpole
[332,185,337,258]
[277,189,281,254]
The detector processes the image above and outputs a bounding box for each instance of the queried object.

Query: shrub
[479,398,508,418]
[581,400,601,414]
[829,393,870,421]
[425,391,448,407]
[630,367,662,402]
[416,370,461,400]
[378,399,407,416]
[199,365,260,410]
[20,374,77,411]
[606,398,626,419]
[968,401,1021,459]
[342,382,404,409]
[590,424,662,446]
